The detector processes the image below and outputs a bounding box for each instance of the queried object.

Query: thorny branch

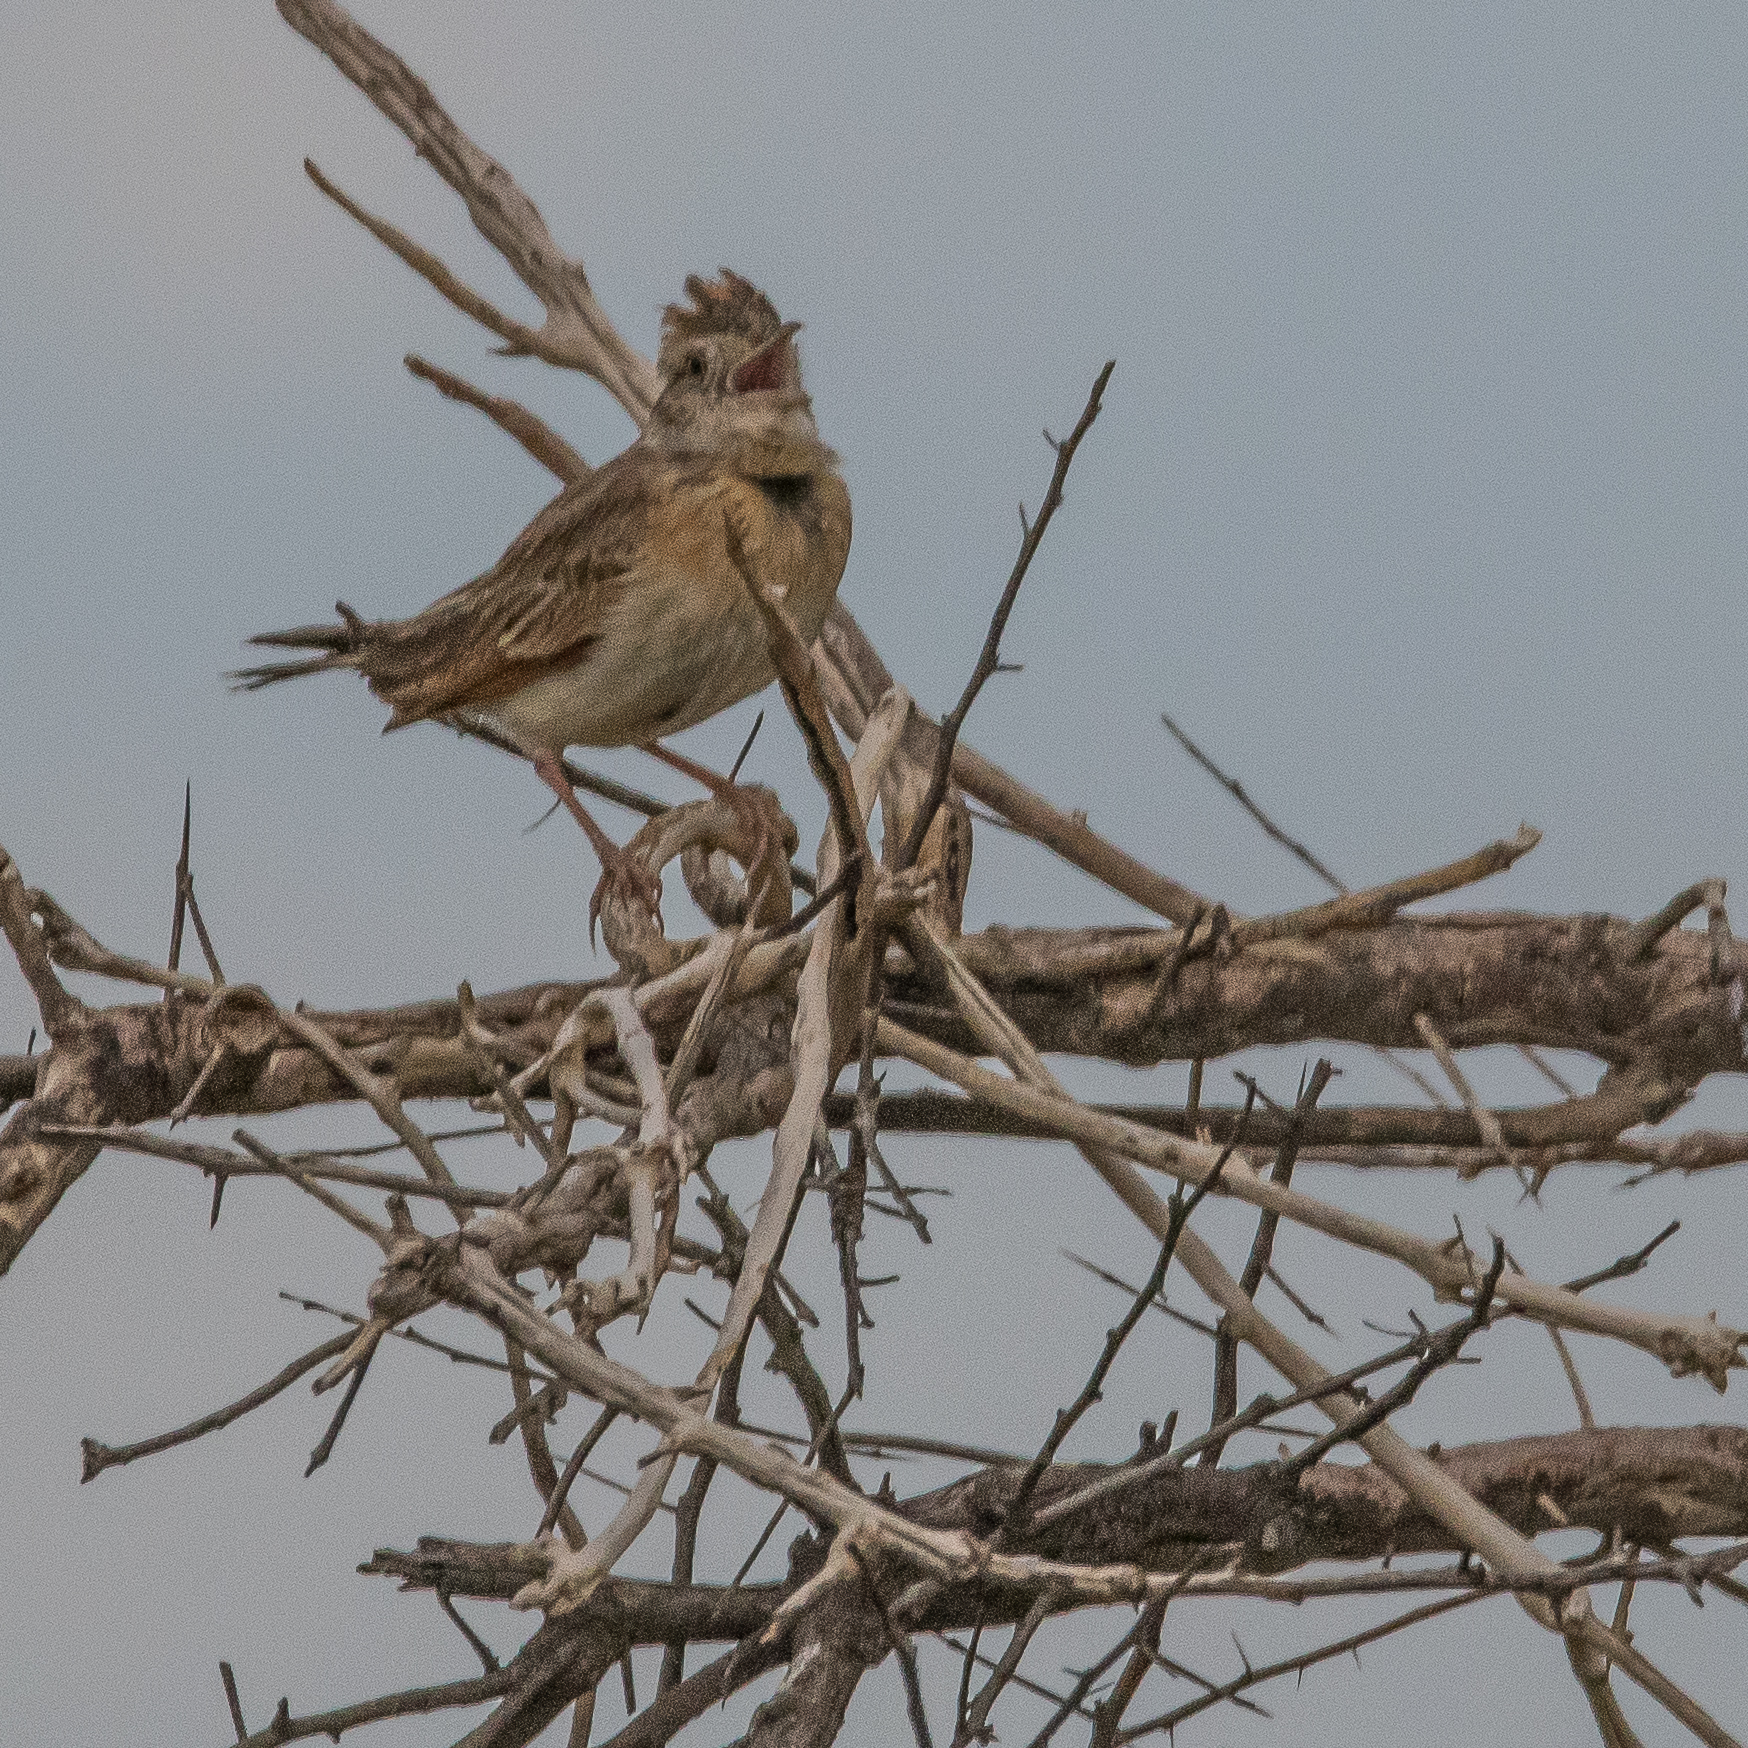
[3,5,1747,1748]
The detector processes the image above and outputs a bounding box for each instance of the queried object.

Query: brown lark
[235,271,851,922]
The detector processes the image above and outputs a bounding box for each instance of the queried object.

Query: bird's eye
[686,354,706,377]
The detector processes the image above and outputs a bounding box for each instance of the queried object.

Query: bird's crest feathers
[657,270,783,377]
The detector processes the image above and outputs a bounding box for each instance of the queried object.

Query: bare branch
[899,361,1115,872]
[79,1331,354,1481]
[276,0,659,415]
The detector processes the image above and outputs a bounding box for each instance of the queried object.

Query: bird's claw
[589,849,664,950]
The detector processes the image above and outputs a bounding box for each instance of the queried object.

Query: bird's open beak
[730,321,804,394]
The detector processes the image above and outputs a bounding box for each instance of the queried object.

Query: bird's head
[649,271,818,452]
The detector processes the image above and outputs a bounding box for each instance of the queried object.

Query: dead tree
[3,4,1746,1744]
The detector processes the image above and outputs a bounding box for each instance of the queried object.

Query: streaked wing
[361,448,666,728]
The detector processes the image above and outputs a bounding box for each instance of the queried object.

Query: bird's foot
[712,782,799,925]
[589,844,664,950]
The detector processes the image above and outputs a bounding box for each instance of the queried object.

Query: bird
[234,270,851,925]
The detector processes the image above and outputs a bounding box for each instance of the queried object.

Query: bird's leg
[640,741,790,918]
[530,750,662,941]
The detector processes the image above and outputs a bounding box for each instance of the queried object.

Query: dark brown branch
[80,1331,355,1481]
[600,1637,789,1748]
[405,353,589,484]
[1007,1158,1229,1533]
[226,1666,519,1747]
[898,362,1115,873]
[1161,713,1349,893]
[1202,1061,1335,1466]
[1225,824,1540,948]
[818,603,1212,928]
[14,910,1739,1132]
[1116,1591,1486,1742]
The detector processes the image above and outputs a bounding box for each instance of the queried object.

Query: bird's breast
[475,462,850,752]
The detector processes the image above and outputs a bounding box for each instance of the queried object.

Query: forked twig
[899,361,1116,873]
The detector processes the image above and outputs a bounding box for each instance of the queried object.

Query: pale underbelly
[474,578,788,751]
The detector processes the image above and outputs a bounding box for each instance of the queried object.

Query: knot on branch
[1655,1314,1743,1394]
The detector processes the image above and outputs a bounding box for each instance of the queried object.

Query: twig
[1117,1591,1487,1741]
[502,1336,586,1550]
[233,1129,391,1247]
[538,1405,620,1538]
[1229,825,1540,948]
[1061,1250,1218,1339]
[225,1663,517,1747]
[1278,1241,1505,1476]
[44,1123,510,1210]
[283,1290,558,1381]
[435,1591,499,1674]
[899,361,1115,872]
[934,1630,1099,1725]
[277,1006,459,1190]
[1019,1611,1154,1748]
[1414,1011,1523,1184]
[79,1331,354,1481]
[1161,713,1348,891]
[1265,1263,1334,1333]
[1626,881,1716,960]
[165,783,192,995]
[304,1341,373,1475]
[1563,1221,1682,1293]
[832,1012,883,1398]
[952,1591,1057,1747]
[1007,1206,1207,1534]
[659,1336,747,1696]
[1202,1060,1333,1465]
[404,353,588,483]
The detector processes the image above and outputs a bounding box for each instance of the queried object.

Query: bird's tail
[229,601,369,690]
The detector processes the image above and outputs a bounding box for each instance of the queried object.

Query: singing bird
[235,271,851,916]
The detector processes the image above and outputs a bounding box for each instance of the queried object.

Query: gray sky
[3,3,1747,1743]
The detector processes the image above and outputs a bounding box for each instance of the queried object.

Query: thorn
[209,1173,227,1229]
[25,1027,35,1057]
[729,709,765,783]
[218,1660,248,1742]
[522,798,564,836]
[166,782,193,985]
